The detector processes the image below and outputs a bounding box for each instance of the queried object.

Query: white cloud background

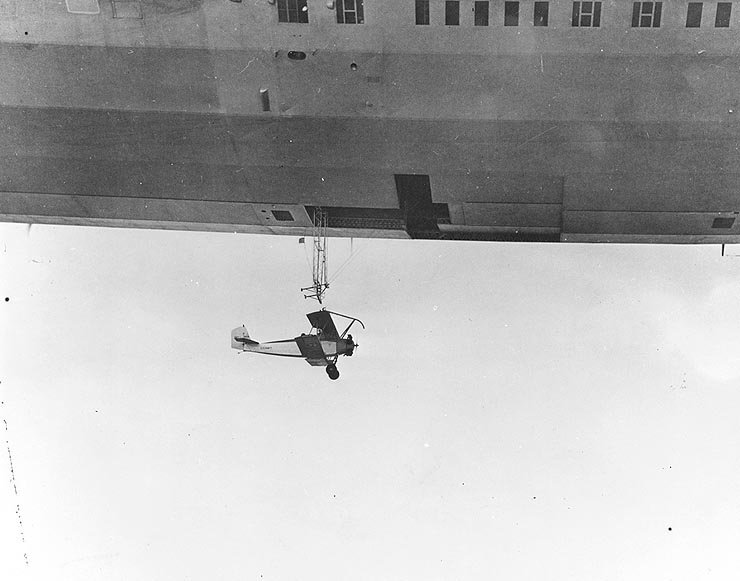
[1,225,740,580]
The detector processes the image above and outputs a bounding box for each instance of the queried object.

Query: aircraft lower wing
[295,335,328,366]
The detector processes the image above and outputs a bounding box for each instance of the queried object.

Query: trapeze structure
[301,207,330,304]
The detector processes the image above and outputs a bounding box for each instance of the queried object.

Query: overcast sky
[2,223,740,580]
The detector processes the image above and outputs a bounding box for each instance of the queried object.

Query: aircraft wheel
[326,364,340,380]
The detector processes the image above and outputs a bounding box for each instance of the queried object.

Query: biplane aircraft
[231,310,364,380]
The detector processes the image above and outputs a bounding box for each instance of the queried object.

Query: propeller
[346,334,358,356]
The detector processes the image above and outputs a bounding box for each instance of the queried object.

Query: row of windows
[418,0,733,28]
[277,0,364,23]
[275,0,732,28]
[686,1,732,26]
[429,0,553,25]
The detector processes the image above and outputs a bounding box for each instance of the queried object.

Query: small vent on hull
[271,210,294,222]
[712,217,736,229]
[66,0,100,13]
[111,0,143,18]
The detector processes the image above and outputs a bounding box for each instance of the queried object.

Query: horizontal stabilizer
[232,326,258,350]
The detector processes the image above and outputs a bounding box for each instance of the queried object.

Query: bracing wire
[301,217,364,300]
[328,241,363,285]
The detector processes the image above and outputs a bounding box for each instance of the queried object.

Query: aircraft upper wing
[306,310,340,340]
[295,334,328,366]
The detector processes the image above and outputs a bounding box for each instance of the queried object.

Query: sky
[1,223,740,580]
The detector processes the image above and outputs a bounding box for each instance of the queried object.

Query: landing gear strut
[326,363,340,380]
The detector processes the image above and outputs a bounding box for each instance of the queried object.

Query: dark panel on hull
[395,174,447,239]
[305,206,405,230]
[441,230,561,243]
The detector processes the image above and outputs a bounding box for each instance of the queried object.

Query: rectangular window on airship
[715,2,731,27]
[415,0,430,24]
[277,0,309,23]
[572,1,601,26]
[632,1,662,27]
[475,1,489,25]
[504,1,519,25]
[445,0,460,24]
[534,1,549,25]
[336,0,364,24]
[686,2,702,26]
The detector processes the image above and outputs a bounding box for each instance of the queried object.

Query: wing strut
[321,309,366,338]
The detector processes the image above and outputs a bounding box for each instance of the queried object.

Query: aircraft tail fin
[232,326,259,350]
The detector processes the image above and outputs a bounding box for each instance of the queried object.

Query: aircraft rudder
[231,326,258,350]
